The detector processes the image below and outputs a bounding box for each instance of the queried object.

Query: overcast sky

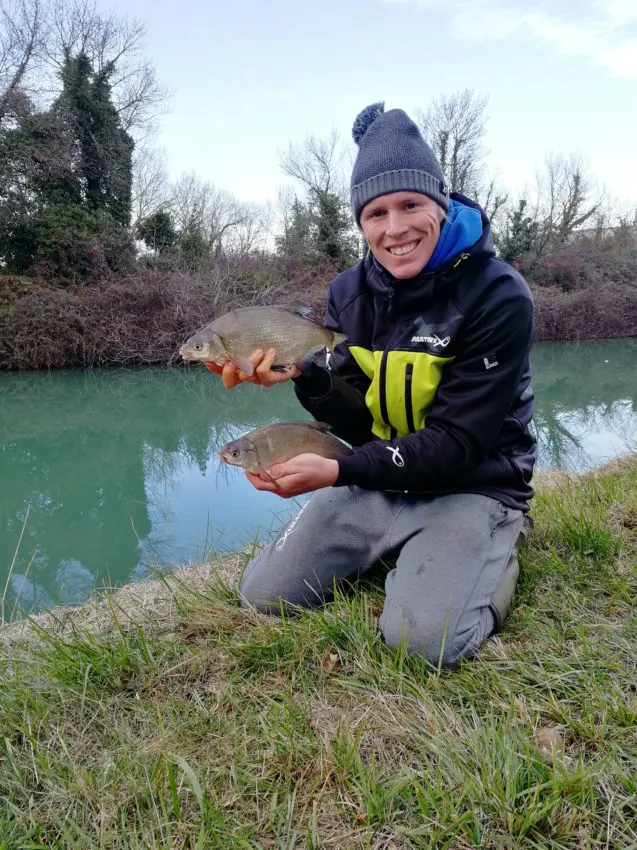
[101,0,637,212]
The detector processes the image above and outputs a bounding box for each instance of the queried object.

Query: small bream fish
[219,421,353,484]
[179,305,347,375]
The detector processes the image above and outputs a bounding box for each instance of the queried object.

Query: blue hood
[425,198,483,272]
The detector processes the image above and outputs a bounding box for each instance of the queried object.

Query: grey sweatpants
[240,488,527,666]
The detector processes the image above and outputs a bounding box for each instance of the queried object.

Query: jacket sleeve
[292,285,375,446]
[335,283,535,490]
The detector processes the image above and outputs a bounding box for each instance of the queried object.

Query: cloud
[380,0,637,77]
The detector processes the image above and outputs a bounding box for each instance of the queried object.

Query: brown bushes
[1,245,635,370]
[533,283,637,341]
[0,257,339,370]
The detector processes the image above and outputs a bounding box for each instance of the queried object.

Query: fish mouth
[219,449,239,466]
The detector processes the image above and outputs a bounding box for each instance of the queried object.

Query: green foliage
[275,196,314,261]
[0,51,135,279]
[497,199,539,263]
[178,218,210,269]
[136,210,177,254]
[55,53,134,227]
[277,190,359,270]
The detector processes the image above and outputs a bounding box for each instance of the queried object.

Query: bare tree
[475,173,508,225]
[279,128,348,198]
[532,153,603,253]
[0,0,44,119]
[417,90,489,197]
[50,0,167,135]
[224,201,272,255]
[416,89,508,222]
[131,142,169,222]
[168,172,251,257]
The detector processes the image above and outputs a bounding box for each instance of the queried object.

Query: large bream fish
[179,306,347,375]
[219,421,353,484]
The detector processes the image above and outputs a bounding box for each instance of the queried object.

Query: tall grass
[0,459,636,848]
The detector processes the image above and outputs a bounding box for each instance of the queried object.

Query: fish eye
[193,344,203,351]
[231,450,240,458]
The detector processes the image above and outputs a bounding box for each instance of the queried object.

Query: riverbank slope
[1,457,636,847]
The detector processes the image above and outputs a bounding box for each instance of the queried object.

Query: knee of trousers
[239,572,287,615]
[379,607,493,667]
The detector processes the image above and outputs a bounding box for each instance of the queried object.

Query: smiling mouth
[388,241,419,257]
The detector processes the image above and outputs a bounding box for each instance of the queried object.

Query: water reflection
[0,368,307,615]
[531,340,636,469]
[1,339,635,616]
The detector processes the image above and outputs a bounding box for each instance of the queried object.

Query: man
[212,102,536,666]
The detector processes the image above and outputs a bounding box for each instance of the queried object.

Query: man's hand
[246,454,339,498]
[205,348,300,389]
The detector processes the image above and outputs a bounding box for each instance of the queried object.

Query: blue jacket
[293,194,537,512]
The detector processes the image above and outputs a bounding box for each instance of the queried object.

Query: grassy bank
[1,460,636,849]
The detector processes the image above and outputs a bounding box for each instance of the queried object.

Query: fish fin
[273,304,314,319]
[257,464,279,487]
[295,345,330,373]
[323,445,354,458]
[270,364,291,373]
[305,421,332,433]
[332,332,348,346]
[229,354,255,376]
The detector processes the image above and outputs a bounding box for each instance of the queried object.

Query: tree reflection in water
[0,367,305,616]
[531,340,636,470]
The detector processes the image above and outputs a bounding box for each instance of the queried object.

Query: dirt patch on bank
[0,554,247,649]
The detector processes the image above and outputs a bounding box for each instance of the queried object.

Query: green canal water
[1,339,635,616]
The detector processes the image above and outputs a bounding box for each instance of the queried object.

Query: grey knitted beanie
[350,102,449,224]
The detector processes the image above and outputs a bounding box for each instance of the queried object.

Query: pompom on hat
[350,102,449,223]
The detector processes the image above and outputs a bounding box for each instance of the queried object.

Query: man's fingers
[246,471,278,491]
[255,348,278,386]
[222,361,242,389]
[217,348,297,389]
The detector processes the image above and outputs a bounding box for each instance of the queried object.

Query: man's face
[360,191,442,280]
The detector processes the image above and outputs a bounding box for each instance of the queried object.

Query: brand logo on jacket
[386,446,405,467]
[411,334,450,348]
[483,352,499,370]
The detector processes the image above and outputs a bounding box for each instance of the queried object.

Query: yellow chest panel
[349,346,454,438]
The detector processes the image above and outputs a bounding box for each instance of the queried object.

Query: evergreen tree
[55,52,134,226]
[498,200,539,263]
[276,191,359,270]
[136,210,177,255]
[314,189,358,269]
[0,50,135,277]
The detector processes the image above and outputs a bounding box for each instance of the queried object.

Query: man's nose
[386,211,408,236]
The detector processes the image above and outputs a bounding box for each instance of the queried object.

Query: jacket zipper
[405,363,415,433]
[376,251,472,441]
[379,287,397,438]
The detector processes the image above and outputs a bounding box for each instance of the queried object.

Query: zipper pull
[387,286,395,316]
[453,252,471,269]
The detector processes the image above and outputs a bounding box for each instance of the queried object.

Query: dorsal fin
[272,304,315,320]
[272,420,332,433]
